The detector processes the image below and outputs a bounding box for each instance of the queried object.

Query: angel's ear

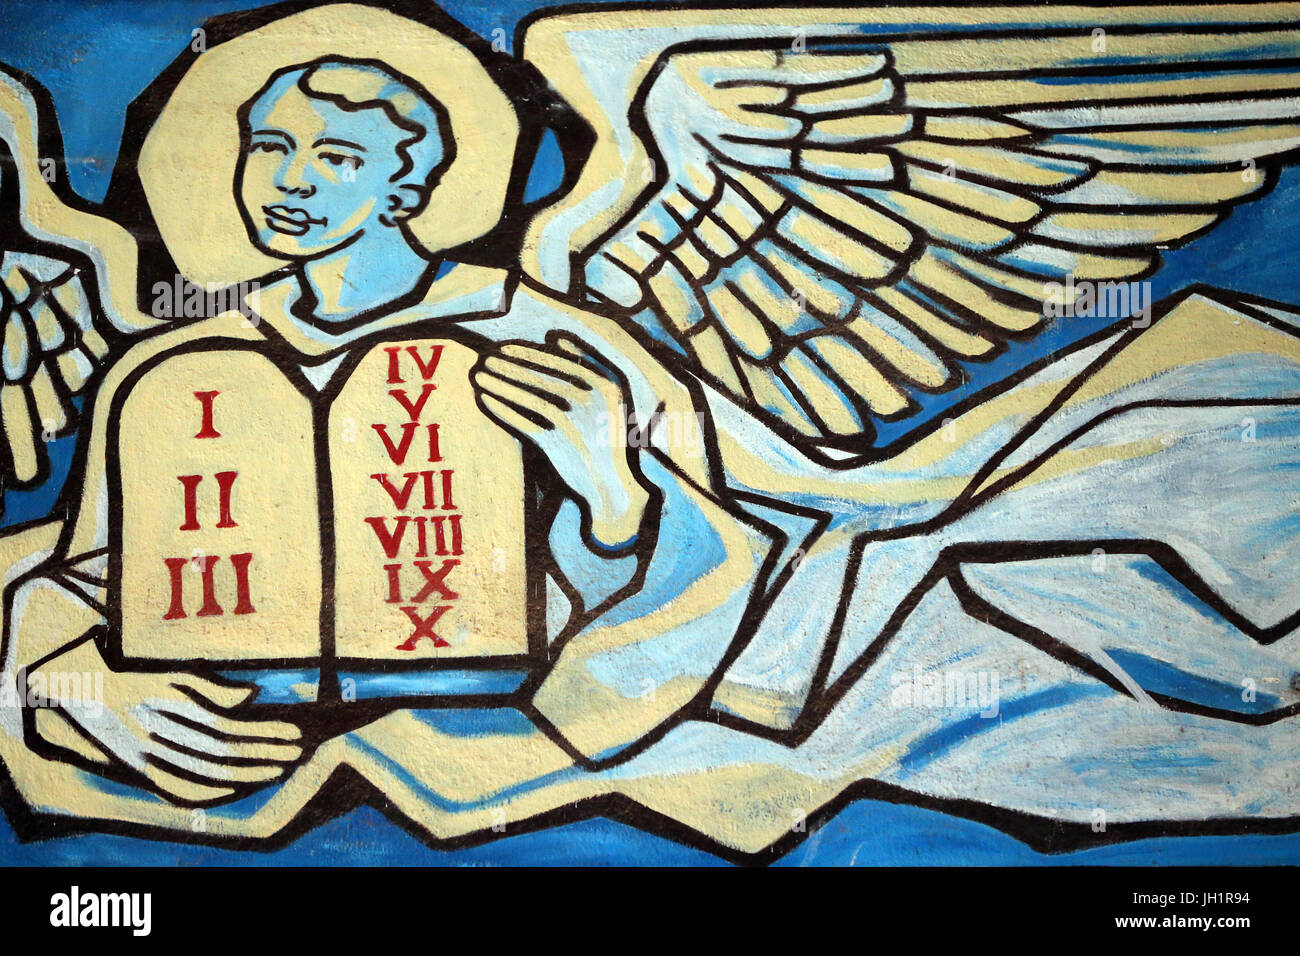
[380,183,432,227]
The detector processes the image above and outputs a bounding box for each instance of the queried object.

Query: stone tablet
[329,339,531,662]
[110,337,536,679]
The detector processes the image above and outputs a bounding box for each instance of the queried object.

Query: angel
[1,1,1299,857]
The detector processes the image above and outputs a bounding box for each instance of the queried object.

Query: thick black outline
[1,0,1299,866]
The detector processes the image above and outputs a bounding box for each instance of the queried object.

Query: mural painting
[0,0,1299,869]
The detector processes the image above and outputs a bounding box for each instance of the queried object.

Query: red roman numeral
[385,345,444,384]
[177,471,239,531]
[395,605,451,649]
[193,390,221,439]
[161,553,255,620]
[388,383,436,421]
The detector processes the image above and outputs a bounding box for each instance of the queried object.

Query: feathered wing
[0,252,110,485]
[0,66,163,492]
[520,4,1300,459]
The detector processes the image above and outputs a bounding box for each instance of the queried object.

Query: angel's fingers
[552,333,619,376]
[154,697,302,743]
[142,738,289,785]
[472,370,569,422]
[551,336,629,401]
[497,343,599,388]
[169,674,257,711]
[482,355,588,404]
[33,707,111,766]
[145,710,303,764]
[552,334,594,365]
[477,393,552,440]
[139,758,239,804]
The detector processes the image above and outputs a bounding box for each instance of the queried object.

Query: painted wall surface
[1,0,1299,866]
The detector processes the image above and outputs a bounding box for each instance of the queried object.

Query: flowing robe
[1,269,1298,855]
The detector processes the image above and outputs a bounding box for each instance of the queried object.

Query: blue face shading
[236,72,439,261]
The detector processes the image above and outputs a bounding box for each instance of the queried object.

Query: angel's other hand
[29,638,303,805]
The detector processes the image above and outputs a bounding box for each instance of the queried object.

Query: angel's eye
[248,140,288,156]
[320,152,363,172]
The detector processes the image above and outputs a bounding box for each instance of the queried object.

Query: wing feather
[0,253,111,483]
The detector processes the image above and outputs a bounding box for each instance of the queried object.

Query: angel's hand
[472,333,653,550]
[0,251,109,487]
[28,638,303,805]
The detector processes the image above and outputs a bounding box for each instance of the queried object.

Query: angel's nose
[274,158,316,198]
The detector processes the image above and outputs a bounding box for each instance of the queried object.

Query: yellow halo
[139,2,520,288]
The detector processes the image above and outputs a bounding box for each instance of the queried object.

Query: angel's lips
[263,205,327,237]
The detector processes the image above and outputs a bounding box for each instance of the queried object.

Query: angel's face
[236,75,418,259]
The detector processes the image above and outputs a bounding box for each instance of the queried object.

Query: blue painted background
[1,0,1298,866]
